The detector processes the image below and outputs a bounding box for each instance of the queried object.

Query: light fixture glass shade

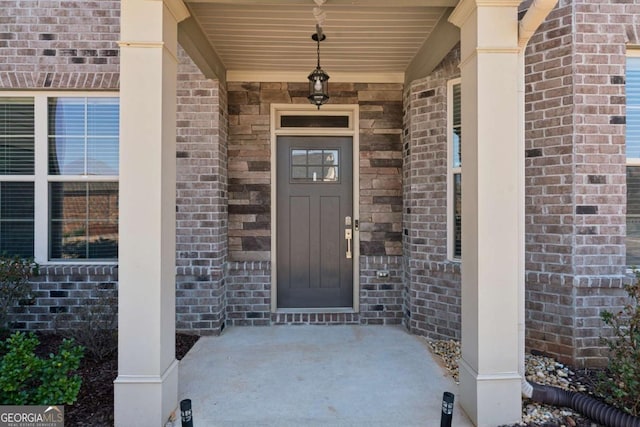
[308,67,329,109]
[308,32,329,109]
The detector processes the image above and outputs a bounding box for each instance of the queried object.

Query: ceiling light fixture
[308,26,330,109]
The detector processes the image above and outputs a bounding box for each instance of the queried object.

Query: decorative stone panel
[226,82,404,262]
[358,85,404,257]
[227,82,273,262]
[0,0,120,89]
[225,82,403,324]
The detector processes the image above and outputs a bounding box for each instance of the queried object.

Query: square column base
[459,358,522,426]
[114,359,179,427]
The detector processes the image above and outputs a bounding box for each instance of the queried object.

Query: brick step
[271,312,360,325]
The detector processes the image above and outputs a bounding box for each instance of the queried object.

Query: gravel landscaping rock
[426,339,602,427]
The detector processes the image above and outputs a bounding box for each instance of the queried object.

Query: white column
[115,1,189,426]
[449,1,523,425]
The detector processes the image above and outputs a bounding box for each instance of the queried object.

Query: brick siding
[9,265,117,330]
[1,0,120,330]
[360,256,403,325]
[523,0,636,366]
[175,46,228,334]
[271,312,360,325]
[226,261,271,326]
[3,0,638,369]
[0,0,119,89]
[403,48,462,340]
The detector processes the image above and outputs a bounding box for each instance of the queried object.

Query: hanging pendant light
[308,29,329,109]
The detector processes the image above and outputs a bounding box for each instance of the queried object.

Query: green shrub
[0,332,84,405]
[0,255,39,331]
[598,271,640,416]
[57,293,117,361]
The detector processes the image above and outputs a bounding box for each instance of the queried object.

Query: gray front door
[277,136,353,308]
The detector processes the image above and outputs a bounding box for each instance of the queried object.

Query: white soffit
[184,0,455,81]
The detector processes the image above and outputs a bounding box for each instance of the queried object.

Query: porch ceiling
[180,0,460,83]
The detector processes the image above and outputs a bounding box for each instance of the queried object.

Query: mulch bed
[34,333,199,427]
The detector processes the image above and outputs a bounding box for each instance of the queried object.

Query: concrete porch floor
[178,325,474,426]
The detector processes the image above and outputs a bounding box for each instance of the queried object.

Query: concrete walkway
[178,325,474,427]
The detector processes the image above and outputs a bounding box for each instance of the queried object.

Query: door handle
[345,229,352,259]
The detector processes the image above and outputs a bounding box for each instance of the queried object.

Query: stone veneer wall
[523,0,636,367]
[175,47,229,334]
[403,48,462,340]
[225,82,404,325]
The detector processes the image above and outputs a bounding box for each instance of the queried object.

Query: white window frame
[627,51,640,269]
[447,78,462,261]
[0,91,119,265]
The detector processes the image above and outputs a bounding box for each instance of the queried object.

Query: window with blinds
[448,80,462,260]
[50,182,118,259]
[48,98,119,176]
[47,97,119,260]
[627,56,640,266]
[0,182,34,257]
[0,97,35,257]
[0,94,119,262]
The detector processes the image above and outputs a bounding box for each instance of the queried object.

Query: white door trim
[270,103,360,312]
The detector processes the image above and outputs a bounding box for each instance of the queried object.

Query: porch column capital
[120,0,189,60]
[449,0,521,29]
